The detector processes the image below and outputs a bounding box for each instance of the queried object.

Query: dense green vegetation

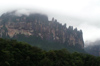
[10,34,85,53]
[0,38,100,66]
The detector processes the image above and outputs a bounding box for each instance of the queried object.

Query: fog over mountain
[0,0,100,46]
[85,40,100,56]
[85,40,100,47]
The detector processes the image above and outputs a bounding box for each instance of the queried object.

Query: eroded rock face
[0,12,84,49]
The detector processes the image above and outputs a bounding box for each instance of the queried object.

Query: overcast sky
[0,0,100,44]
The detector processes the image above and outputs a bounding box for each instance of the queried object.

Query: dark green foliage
[0,38,44,66]
[8,34,85,53]
[0,38,100,66]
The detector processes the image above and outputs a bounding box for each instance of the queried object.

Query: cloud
[0,0,100,45]
[78,22,100,42]
[85,39,100,47]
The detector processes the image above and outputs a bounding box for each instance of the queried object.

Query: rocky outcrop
[0,11,84,49]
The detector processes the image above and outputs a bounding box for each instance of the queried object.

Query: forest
[0,38,100,66]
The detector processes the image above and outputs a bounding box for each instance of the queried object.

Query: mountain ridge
[0,11,84,51]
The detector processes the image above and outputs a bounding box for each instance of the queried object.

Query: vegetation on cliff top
[0,38,100,66]
[5,34,85,53]
[0,12,84,52]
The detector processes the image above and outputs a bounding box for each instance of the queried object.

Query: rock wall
[0,12,84,49]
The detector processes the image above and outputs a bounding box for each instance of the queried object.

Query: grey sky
[0,0,100,44]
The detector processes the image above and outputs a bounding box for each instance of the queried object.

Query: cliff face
[0,12,84,49]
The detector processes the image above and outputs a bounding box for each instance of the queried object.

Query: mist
[0,0,100,46]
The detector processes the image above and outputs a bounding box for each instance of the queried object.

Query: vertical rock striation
[0,11,84,49]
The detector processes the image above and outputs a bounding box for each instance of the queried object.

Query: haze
[0,0,100,45]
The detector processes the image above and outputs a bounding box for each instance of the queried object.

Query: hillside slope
[0,38,100,66]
